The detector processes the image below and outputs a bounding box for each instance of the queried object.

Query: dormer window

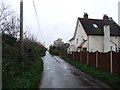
[93,24,98,28]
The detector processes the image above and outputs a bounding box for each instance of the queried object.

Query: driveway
[39,51,111,89]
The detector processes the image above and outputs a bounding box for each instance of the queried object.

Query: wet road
[39,51,111,89]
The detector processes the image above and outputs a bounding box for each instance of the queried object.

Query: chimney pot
[84,12,88,19]
[103,14,108,20]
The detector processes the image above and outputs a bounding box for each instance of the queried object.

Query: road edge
[57,56,114,90]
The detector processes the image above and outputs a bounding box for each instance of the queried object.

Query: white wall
[104,26,111,52]
[88,35,119,52]
[118,37,120,52]
[69,40,75,52]
[74,21,87,51]
[88,35,104,52]
[118,37,120,47]
[110,36,120,52]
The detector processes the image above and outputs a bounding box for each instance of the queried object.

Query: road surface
[39,51,111,89]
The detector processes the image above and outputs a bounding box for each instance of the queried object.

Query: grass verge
[4,58,43,89]
[60,56,120,90]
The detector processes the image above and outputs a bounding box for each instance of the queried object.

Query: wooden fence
[59,51,120,76]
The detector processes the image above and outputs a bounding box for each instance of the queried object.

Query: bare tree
[0,0,20,38]
[0,0,12,22]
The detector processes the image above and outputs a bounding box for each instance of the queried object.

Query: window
[118,48,120,52]
[93,24,98,28]
[111,46,113,51]
[82,47,87,52]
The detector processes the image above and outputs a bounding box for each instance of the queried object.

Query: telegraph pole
[20,0,23,62]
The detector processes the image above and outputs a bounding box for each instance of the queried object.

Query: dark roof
[78,18,120,36]
[69,38,74,41]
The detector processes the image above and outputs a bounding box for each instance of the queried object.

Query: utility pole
[20,0,23,62]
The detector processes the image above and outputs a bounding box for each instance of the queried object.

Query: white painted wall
[118,37,120,47]
[68,20,88,52]
[74,21,87,51]
[110,36,118,51]
[88,35,104,52]
[88,35,119,52]
[118,37,120,52]
[104,26,111,52]
[69,39,75,53]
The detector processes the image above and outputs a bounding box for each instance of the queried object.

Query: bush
[2,34,46,88]
[49,45,59,55]
[3,58,43,88]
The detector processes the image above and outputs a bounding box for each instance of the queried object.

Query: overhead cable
[32,0,45,45]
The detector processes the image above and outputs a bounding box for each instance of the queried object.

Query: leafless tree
[0,0,39,42]
[0,0,20,38]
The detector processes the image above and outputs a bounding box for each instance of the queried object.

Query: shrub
[2,34,46,88]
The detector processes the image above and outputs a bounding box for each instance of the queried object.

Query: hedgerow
[2,34,46,88]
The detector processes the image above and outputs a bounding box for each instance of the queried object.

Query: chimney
[104,25,111,52]
[108,17,113,21]
[103,14,109,20]
[83,12,88,19]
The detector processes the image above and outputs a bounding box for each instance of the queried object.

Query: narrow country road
[39,51,111,89]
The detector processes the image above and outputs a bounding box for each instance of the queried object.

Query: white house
[68,13,120,53]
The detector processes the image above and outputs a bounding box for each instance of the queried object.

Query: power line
[32,0,45,45]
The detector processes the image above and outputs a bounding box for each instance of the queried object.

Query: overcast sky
[5,0,120,47]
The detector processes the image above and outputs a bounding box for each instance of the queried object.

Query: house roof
[69,38,74,41]
[78,18,120,36]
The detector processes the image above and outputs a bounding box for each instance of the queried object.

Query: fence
[59,51,120,76]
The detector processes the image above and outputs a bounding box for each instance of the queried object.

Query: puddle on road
[45,67,51,70]
[64,74,68,76]
[50,70,54,73]
[53,57,61,63]
[70,71,97,87]
[71,71,80,77]
[68,68,73,71]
